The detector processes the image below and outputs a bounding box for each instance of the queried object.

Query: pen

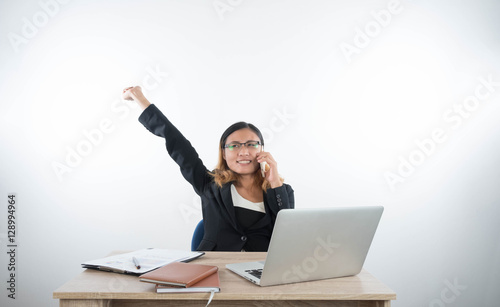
[132,257,141,270]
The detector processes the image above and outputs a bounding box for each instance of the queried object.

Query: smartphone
[260,162,269,178]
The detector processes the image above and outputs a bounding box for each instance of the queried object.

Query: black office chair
[191,220,204,251]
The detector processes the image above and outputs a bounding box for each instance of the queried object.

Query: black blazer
[139,104,295,251]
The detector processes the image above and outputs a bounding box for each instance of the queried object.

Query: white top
[230,184,266,214]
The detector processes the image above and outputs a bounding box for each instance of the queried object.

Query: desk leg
[59,299,111,307]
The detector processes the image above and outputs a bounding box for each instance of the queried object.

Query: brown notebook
[139,261,218,287]
[155,271,220,293]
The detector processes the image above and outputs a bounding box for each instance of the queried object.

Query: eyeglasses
[223,141,261,151]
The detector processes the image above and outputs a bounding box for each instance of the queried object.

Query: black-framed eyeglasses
[223,141,261,151]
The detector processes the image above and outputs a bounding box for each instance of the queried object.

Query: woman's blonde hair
[208,122,283,191]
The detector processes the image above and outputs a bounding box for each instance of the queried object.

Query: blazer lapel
[221,183,242,232]
[246,192,273,230]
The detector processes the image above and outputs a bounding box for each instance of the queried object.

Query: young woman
[123,86,294,251]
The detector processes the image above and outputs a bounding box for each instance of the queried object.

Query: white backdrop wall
[1,0,499,306]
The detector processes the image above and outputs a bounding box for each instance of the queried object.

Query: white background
[1,0,499,306]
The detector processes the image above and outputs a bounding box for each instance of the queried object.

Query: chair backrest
[191,220,204,251]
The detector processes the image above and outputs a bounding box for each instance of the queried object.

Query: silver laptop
[226,206,383,286]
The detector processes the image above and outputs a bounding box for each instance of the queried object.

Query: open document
[82,248,204,275]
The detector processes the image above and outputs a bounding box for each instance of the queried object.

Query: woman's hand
[122,86,151,111]
[256,151,282,188]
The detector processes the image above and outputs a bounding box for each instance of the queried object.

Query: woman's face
[223,128,262,176]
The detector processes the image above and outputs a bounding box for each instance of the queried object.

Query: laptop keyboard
[245,269,263,279]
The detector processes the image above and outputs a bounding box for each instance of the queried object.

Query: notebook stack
[139,261,220,293]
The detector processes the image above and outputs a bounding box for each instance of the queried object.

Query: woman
[122,86,294,251]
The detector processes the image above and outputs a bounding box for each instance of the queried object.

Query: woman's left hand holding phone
[256,151,282,188]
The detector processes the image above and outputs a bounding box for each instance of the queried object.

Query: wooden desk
[54,252,396,306]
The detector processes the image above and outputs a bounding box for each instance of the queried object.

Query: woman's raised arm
[123,85,211,195]
[122,86,151,111]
